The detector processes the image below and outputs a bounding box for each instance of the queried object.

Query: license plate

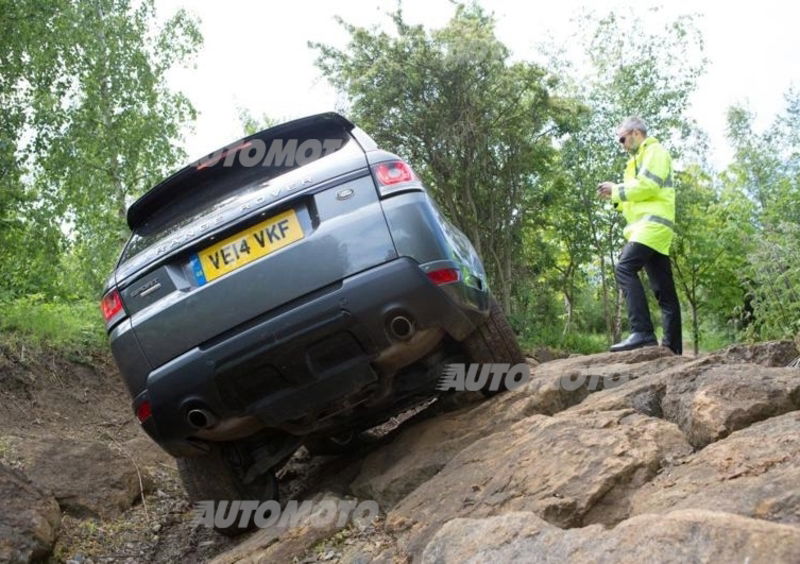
[190,209,304,284]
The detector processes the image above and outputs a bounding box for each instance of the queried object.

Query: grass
[0,295,107,354]
[519,324,609,356]
[519,325,740,358]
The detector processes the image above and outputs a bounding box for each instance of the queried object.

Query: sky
[157,0,800,170]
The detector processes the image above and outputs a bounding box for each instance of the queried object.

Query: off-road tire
[462,297,526,396]
[177,443,278,536]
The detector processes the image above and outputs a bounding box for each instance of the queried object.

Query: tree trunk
[599,252,611,344]
[692,299,700,356]
[562,292,573,337]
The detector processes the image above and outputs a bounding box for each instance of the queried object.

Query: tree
[0,0,202,297]
[671,165,751,354]
[310,3,580,312]
[238,108,280,136]
[722,92,800,340]
[0,0,72,295]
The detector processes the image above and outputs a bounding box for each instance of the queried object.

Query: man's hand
[596,182,614,199]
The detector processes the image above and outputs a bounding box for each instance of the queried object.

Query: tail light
[100,288,126,328]
[135,399,152,423]
[426,268,460,285]
[371,160,423,197]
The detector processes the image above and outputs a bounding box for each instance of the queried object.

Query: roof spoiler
[126,112,356,230]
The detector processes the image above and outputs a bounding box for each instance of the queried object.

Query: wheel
[461,297,526,396]
[177,443,278,536]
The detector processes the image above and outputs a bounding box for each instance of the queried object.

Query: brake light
[100,289,125,325]
[196,140,253,170]
[374,161,414,186]
[135,400,152,423]
[427,268,460,285]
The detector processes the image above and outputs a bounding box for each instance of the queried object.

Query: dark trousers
[615,242,682,355]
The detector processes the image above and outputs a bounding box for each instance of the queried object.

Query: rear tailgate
[116,115,397,367]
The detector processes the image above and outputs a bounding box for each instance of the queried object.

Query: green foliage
[519,324,608,356]
[310,3,582,310]
[0,296,106,351]
[722,91,800,341]
[238,108,281,136]
[744,223,800,339]
[1,0,201,299]
[671,165,752,353]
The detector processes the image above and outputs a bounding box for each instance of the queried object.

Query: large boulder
[660,364,800,447]
[570,358,800,448]
[386,409,692,554]
[717,340,799,367]
[0,462,61,563]
[421,509,800,564]
[522,347,685,415]
[350,349,682,509]
[210,493,373,564]
[6,435,147,519]
[350,387,531,509]
[631,411,800,525]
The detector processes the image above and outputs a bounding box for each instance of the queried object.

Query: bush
[520,322,608,355]
[0,294,106,352]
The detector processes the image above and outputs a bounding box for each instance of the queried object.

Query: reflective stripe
[641,169,666,187]
[641,214,674,229]
[665,173,674,187]
[619,185,627,201]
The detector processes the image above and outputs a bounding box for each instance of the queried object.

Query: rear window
[121,120,353,263]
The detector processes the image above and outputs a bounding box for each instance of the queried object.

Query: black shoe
[609,332,658,352]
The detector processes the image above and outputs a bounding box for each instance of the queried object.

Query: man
[597,117,682,355]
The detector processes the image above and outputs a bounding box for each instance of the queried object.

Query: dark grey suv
[101,113,523,532]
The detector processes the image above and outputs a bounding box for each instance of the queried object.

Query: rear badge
[132,278,162,298]
[336,188,354,200]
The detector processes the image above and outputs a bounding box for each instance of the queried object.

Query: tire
[177,443,278,536]
[461,297,526,396]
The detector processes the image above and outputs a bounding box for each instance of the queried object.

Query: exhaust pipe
[388,314,415,341]
[187,408,218,430]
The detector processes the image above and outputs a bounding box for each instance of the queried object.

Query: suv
[102,113,524,532]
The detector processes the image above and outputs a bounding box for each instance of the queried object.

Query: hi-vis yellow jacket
[610,137,675,255]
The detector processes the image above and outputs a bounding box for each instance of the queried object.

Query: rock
[210,493,366,564]
[0,462,61,563]
[522,347,685,415]
[570,358,800,448]
[565,355,718,417]
[631,411,800,525]
[531,346,568,363]
[350,350,682,509]
[660,364,800,447]
[717,340,799,367]
[7,435,146,519]
[421,509,800,563]
[121,434,176,471]
[350,370,534,509]
[386,409,692,554]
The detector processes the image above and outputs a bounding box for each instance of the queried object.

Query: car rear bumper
[134,257,487,456]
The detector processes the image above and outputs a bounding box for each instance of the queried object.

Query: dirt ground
[0,338,444,563]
